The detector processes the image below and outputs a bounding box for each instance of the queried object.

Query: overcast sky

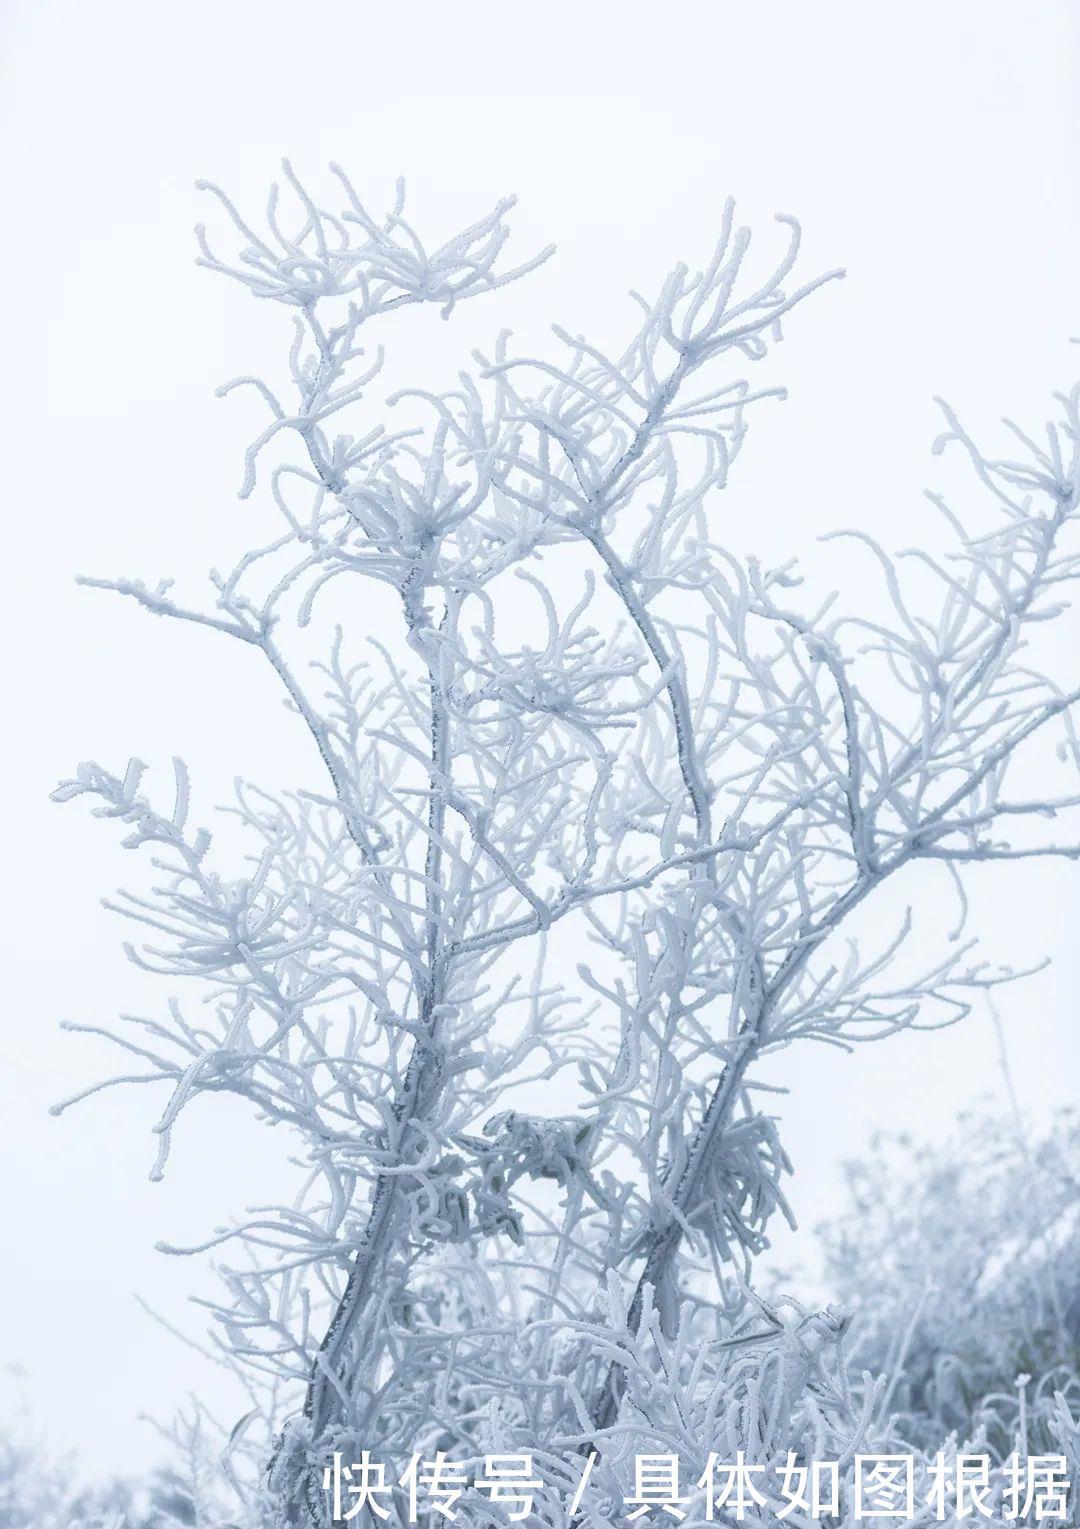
[2,0,1078,1483]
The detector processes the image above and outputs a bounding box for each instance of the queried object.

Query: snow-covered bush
[820,1107,1080,1460]
[0,1433,69,1529]
[0,1422,194,1529]
[54,167,1080,1525]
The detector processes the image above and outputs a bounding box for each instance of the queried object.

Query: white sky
[2,0,1078,1484]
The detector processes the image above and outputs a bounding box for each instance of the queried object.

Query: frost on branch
[53,165,1080,1525]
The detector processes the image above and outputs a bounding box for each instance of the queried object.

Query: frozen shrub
[821,1107,1080,1459]
[54,167,1080,1524]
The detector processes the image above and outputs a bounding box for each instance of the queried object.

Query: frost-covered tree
[55,166,1080,1526]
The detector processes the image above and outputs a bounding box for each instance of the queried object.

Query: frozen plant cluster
[54,166,1080,1526]
[820,1103,1080,1462]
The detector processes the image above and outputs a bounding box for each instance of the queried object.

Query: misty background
[2,0,1078,1483]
